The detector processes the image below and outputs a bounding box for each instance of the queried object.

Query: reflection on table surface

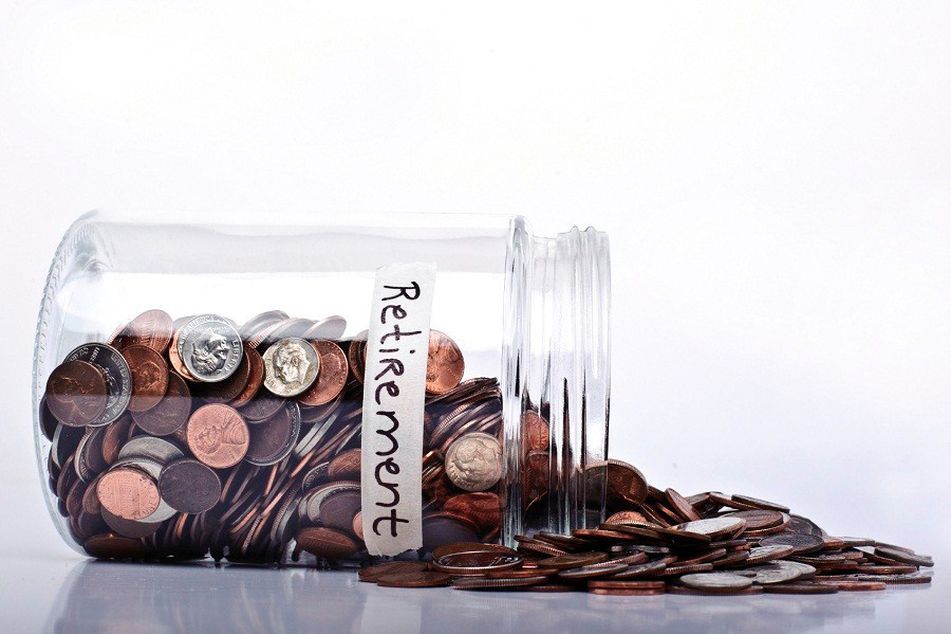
[43,560,940,633]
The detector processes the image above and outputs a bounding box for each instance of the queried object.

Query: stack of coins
[362,461,933,594]
[42,310,507,563]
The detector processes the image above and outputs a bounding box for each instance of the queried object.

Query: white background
[0,2,948,629]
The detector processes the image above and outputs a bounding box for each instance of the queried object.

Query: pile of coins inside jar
[41,310,510,563]
[358,460,934,595]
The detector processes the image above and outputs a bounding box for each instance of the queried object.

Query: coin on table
[297,341,348,406]
[741,560,815,585]
[96,466,161,521]
[112,309,174,353]
[538,552,610,570]
[296,526,358,560]
[680,572,754,592]
[177,314,244,383]
[159,459,222,514]
[262,338,319,397]
[586,459,649,506]
[744,545,796,565]
[377,570,452,588]
[358,561,430,583]
[445,432,503,492]
[131,372,191,436]
[452,576,548,590]
[673,517,746,540]
[45,360,109,427]
[64,343,133,426]
[186,403,250,468]
[121,344,169,412]
[760,532,825,555]
[426,330,465,395]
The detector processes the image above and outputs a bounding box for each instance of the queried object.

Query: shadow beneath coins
[43,560,913,633]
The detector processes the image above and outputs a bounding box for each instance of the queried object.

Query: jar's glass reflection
[46,560,906,634]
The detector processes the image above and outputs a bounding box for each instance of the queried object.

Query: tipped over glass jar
[33,212,610,564]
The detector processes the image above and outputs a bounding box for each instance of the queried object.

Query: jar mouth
[501,217,611,545]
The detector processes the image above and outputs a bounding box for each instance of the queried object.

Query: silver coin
[178,314,244,383]
[299,480,360,524]
[740,561,816,585]
[64,343,132,426]
[301,315,347,340]
[680,572,754,591]
[445,432,503,492]
[673,517,746,537]
[117,436,184,466]
[262,338,320,397]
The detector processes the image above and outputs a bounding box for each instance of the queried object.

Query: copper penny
[327,448,361,479]
[45,360,108,427]
[297,341,348,406]
[113,309,174,353]
[196,349,251,403]
[121,345,170,413]
[426,330,465,395]
[539,552,610,570]
[586,459,648,506]
[442,492,503,536]
[665,488,701,522]
[358,561,429,583]
[377,571,452,588]
[347,333,367,383]
[131,372,191,436]
[229,345,264,408]
[83,533,150,559]
[101,414,134,465]
[522,410,550,452]
[452,576,547,590]
[96,466,161,521]
[186,404,250,468]
[762,583,838,595]
[296,526,358,560]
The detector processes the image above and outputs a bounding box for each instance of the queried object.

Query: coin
[731,494,790,513]
[680,572,753,592]
[741,561,815,585]
[196,349,251,403]
[83,533,150,559]
[874,546,934,567]
[452,576,548,590]
[296,526,358,560]
[318,491,362,533]
[522,410,550,452]
[45,360,109,427]
[665,488,701,522]
[760,532,825,555]
[118,436,184,466]
[433,550,524,575]
[539,552,610,570]
[445,432,503,492]
[262,338,320,397]
[159,459,222,514]
[762,583,838,595]
[229,345,264,408]
[64,343,133,426]
[327,448,361,479]
[96,466,161,521]
[178,314,244,382]
[426,330,465,395]
[673,517,746,539]
[131,372,191,436]
[558,560,630,580]
[377,571,452,588]
[587,459,649,506]
[121,345,170,413]
[358,561,430,583]
[186,404,250,468]
[745,545,796,565]
[442,492,503,535]
[113,309,174,353]
[245,401,301,466]
[297,341,348,406]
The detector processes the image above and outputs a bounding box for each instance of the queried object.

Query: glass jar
[33,211,610,564]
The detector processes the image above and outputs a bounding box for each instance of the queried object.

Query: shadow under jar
[33,212,610,564]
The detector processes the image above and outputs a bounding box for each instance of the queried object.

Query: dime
[297,341,348,406]
[426,330,465,395]
[680,572,753,592]
[745,545,796,565]
[159,459,222,514]
[178,314,244,382]
[64,343,133,426]
[558,560,630,580]
[722,509,784,531]
[186,404,250,468]
[611,560,669,579]
[445,432,503,492]
[452,576,548,590]
[96,466,161,521]
[433,550,524,575]
[245,401,301,466]
[301,315,347,340]
[741,561,815,585]
[296,526,358,560]
[262,338,320,397]
[113,309,174,353]
[130,372,191,436]
[117,436,184,466]
[673,517,746,540]
[45,360,109,427]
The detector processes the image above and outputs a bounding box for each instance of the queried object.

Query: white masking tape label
[361,262,436,556]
